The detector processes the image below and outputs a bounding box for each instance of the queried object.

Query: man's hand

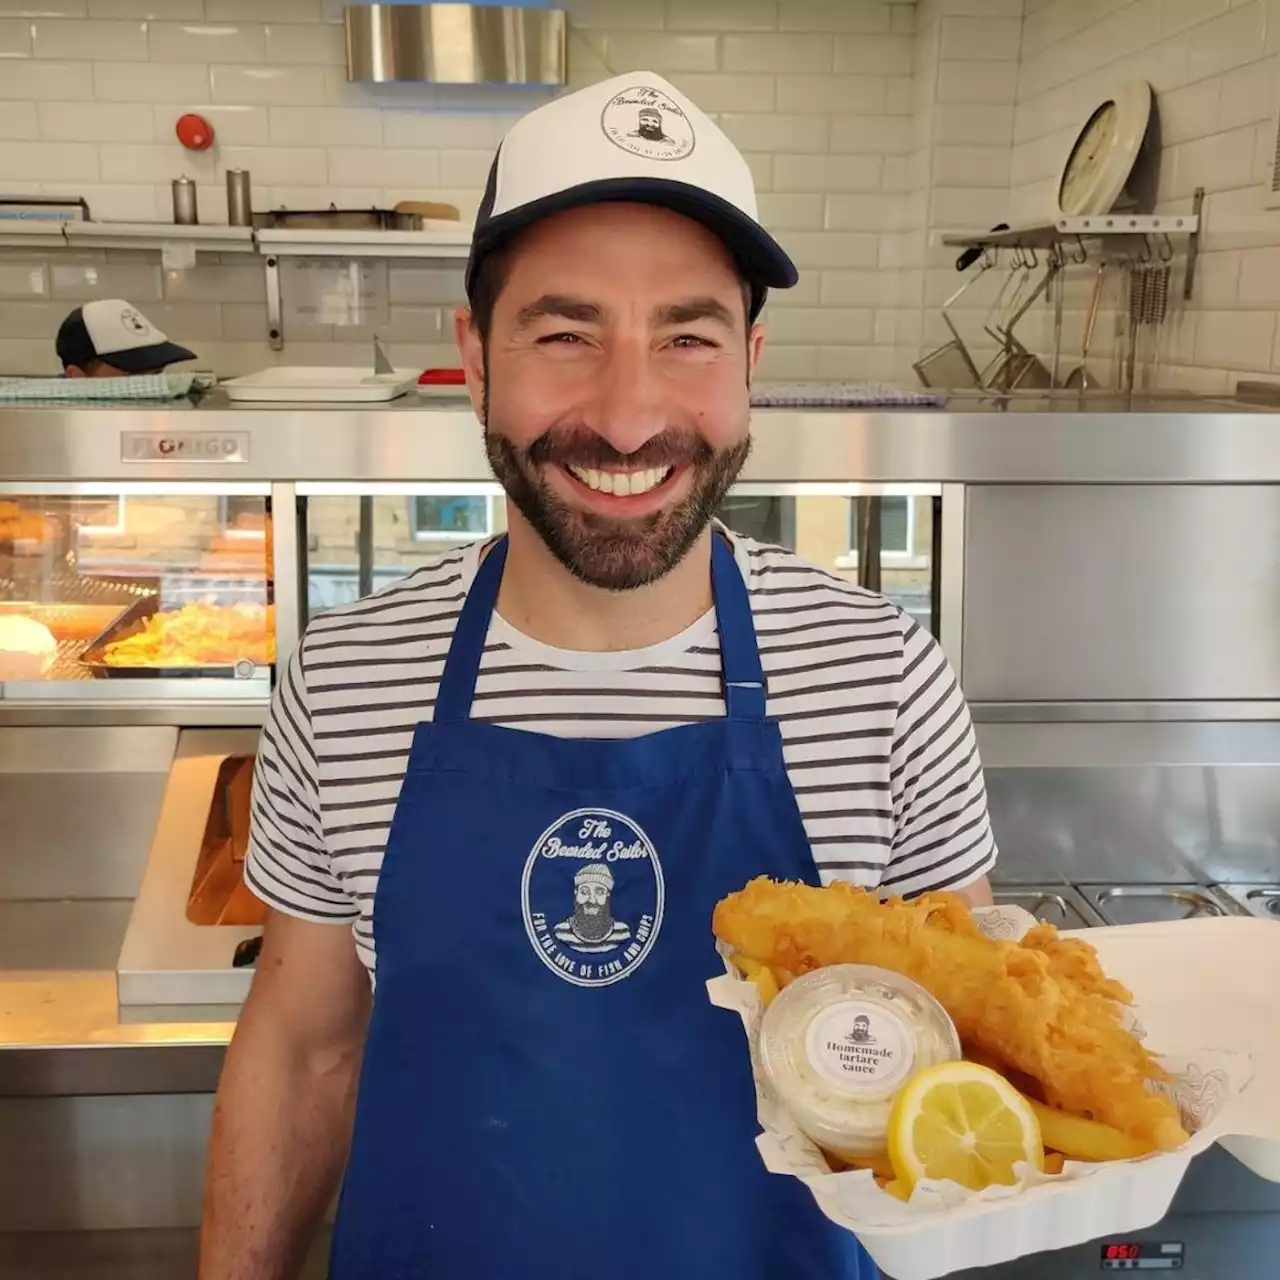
[956,875,994,908]
[198,909,370,1280]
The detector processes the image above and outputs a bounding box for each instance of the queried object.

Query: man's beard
[638,123,664,140]
[572,902,614,943]
[485,418,750,592]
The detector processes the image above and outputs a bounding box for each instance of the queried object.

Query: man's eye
[539,332,584,344]
[671,334,715,348]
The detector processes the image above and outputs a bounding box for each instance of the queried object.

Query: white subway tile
[754,343,821,379]
[1185,2,1268,81]
[0,261,47,298]
[49,259,161,300]
[1192,250,1242,307]
[743,151,772,191]
[934,102,1014,145]
[607,32,719,71]
[0,61,93,101]
[1219,56,1275,130]
[945,0,1023,15]
[724,33,834,72]
[0,299,77,339]
[257,184,379,210]
[94,61,209,103]
[32,17,146,59]
[89,0,201,15]
[718,113,830,154]
[756,193,825,230]
[327,147,440,188]
[778,230,879,268]
[162,103,269,146]
[1195,308,1275,368]
[70,183,158,220]
[568,0,659,30]
[38,100,153,142]
[207,0,319,18]
[1161,0,1231,39]
[824,193,897,231]
[220,143,325,184]
[0,139,98,181]
[0,17,32,56]
[1236,247,1280,305]
[1178,124,1259,197]
[774,153,883,192]
[439,149,492,187]
[381,111,497,149]
[1158,78,1223,145]
[221,302,271,341]
[0,100,37,140]
[210,63,326,105]
[928,186,1008,226]
[0,335,60,373]
[150,21,264,63]
[388,265,466,306]
[264,20,342,66]
[666,73,776,112]
[776,75,887,114]
[778,1,892,32]
[817,344,881,378]
[665,0,777,31]
[890,5,915,34]
[833,33,913,75]
[819,268,900,306]
[939,16,1021,60]
[932,144,1011,188]
[830,115,912,154]
[268,104,377,147]
[936,59,1018,104]
[162,261,264,303]
[768,306,874,344]
[101,142,210,183]
[0,0,85,14]
[886,76,913,115]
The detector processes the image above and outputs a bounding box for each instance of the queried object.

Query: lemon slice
[887,1061,1044,1193]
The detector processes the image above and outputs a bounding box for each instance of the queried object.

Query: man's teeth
[566,465,672,496]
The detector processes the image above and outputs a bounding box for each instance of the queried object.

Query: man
[200,71,996,1280]
[56,298,196,377]
[555,861,632,952]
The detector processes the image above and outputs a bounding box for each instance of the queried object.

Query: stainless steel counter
[0,391,1277,485]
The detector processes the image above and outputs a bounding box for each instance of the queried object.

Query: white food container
[222,367,419,403]
[708,912,1277,1280]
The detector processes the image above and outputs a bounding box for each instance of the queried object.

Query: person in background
[56,299,196,377]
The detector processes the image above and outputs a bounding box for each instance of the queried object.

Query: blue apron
[329,534,874,1280]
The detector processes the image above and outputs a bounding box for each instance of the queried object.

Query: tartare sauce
[757,964,961,1159]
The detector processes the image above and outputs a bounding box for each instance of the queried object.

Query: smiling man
[199,72,996,1280]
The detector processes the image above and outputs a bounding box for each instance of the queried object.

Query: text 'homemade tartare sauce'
[757,964,961,1159]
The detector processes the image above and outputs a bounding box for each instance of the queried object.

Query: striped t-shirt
[246,533,998,975]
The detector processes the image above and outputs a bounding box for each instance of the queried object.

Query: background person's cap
[56,299,197,374]
[466,72,798,319]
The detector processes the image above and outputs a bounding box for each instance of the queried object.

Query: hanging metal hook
[1071,234,1088,265]
[1158,231,1174,263]
[1025,244,1039,270]
[1139,234,1152,263]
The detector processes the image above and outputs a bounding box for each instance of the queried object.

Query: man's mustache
[525,426,713,471]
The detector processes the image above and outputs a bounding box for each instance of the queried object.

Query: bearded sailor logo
[600,86,695,162]
[522,808,664,987]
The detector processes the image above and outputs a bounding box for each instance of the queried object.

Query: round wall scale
[1056,82,1154,217]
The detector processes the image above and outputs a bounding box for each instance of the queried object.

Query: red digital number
[1107,1244,1140,1260]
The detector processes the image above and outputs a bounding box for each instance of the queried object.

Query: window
[411,495,493,541]
[849,495,914,557]
[219,495,267,538]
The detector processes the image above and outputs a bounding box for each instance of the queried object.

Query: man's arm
[956,875,994,908]
[199,908,371,1280]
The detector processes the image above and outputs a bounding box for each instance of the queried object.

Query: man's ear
[453,306,486,425]
[746,322,766,385]
[64,365,87,379]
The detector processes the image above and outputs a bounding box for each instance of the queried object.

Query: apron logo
[522,808,664,988]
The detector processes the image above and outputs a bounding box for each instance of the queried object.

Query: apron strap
[712,534,766,723]
[436,533,766,724]
[434,536,508,724]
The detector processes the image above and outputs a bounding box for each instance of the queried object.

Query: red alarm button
[175,113,215,151]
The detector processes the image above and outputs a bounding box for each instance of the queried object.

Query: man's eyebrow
[653,297,738,330]
[513,295,604,328]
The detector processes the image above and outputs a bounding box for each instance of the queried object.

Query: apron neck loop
[434,536,508,723]
[434,532,767,725]
[712,534,766,722]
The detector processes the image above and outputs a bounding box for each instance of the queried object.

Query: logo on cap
[119,306,150,336]
[600,85,695,162]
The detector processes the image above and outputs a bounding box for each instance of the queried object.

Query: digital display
[1100,1241,1184,1270]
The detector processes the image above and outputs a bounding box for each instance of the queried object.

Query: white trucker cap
[465,72,798,319]
[56,298,195,374]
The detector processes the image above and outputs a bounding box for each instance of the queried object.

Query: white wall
[1006,0,1280,394]
[0,0,921,380]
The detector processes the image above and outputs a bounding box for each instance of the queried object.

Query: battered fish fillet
[712,878,1188,1153]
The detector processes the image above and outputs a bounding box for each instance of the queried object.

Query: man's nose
[580,341,666,456]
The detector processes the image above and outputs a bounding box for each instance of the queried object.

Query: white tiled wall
[1008,0,1280,394]
[0,0,920,379]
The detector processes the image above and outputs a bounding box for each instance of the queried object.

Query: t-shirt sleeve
[880,615,998,896]
[244,641,358,924]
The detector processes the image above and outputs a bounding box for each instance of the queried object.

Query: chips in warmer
[103,601,275,667]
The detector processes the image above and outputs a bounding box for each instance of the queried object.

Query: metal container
[252,205,422,231]
[225,169,252,227]
[171,176,198,226]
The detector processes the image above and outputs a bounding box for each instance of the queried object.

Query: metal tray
[78,596,269,680]
[1079,883,1238,927]
[1214,884,1280,921]
[992,884,1104,929]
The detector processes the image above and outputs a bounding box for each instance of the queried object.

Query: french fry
[729,954,780,1007]
[1043,1152,1066,1176]
[845,1152,895,1180]
[1025,1098,1155,1162]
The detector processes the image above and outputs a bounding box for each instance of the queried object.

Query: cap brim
[466,176,798,301]
[103,341,197,375]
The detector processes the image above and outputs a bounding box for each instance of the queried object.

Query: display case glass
[0,486,273,687]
